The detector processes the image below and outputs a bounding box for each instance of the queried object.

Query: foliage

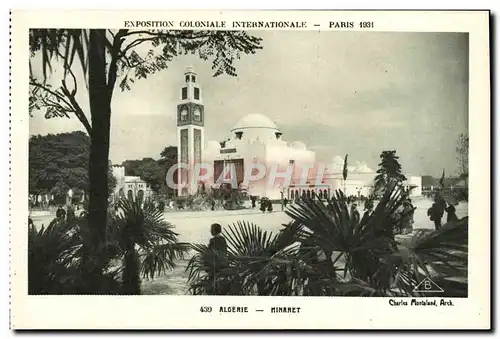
[29,29,263,130]
[186,182,468,297]
[29,29,262,292]
[29,131,116,198]
[187,220,306,295]
[112,197,190,294]
[28,215,121,295]
[374,150,407,196]
[28,197,189,295]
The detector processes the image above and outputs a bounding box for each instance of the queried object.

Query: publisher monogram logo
[413,277,444,293]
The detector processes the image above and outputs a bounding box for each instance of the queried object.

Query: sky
[29,31,469,177]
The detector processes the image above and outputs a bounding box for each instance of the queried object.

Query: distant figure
[260,199,267,213]
[428,196,446,230]
[211,199,215,211]
[350,203,360,224]
[400,200,416,234]
[250,196,257,209]
[445,203,458,223]
[361,200,374,223]
[66,206,75,220]
[28,217,34,228]
[283,198,289,208]
[267,201,273,213]
[56,206,66,220]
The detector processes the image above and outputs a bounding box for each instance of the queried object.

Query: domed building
[175,67,421,199]
[201,113,330,199]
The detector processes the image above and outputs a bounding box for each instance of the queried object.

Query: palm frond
[140,242,190,280]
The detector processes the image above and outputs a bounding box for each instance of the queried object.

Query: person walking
[361,199,374,224]
[350,203,360,224]
[445,202,458,223]
[428,195,446,230]
[250,196,256,209]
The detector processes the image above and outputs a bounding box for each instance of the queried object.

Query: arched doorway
[127,190,133,200]
[323,189,328,199]
[306,190,311,199]
[319,190,323,199]
[118,188,125,199]
[290,190,295,199]
[137,190,145,203]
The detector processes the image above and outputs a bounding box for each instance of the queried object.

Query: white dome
[231,114,279,131]
[230,114,281,143]
[290,141,307,150]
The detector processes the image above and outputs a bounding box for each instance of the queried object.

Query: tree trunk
[122,246,142,295]
[85,29,112,293]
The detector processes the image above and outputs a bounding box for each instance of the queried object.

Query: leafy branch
[29,77,92,134]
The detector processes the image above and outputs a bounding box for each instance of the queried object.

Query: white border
[9,9,491,330]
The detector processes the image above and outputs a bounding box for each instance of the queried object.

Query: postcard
[10,9,490,330]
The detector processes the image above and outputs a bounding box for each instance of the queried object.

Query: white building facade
[176,67,423,200]
[111,165,153,202]
[203,113,322,200]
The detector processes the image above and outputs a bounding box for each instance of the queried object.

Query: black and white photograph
[10,9,490,330]
[27,28,470,297]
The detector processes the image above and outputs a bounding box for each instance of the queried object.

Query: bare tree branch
[60,84,92,134]
[121,37,158,56]
[30,78,92,134]
[107,29,128,100]
[108,29,116,40]
[29,80,73,109]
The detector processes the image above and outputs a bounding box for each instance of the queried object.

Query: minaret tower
[177,66,205,196]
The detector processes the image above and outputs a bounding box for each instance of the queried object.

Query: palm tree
[374,150,407,197]
[28,215,121,295]
[29,29,263,292]
[186,182,468,297]
[111,197,190,294]
[187,220,308,295]
[28,197,189,295]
